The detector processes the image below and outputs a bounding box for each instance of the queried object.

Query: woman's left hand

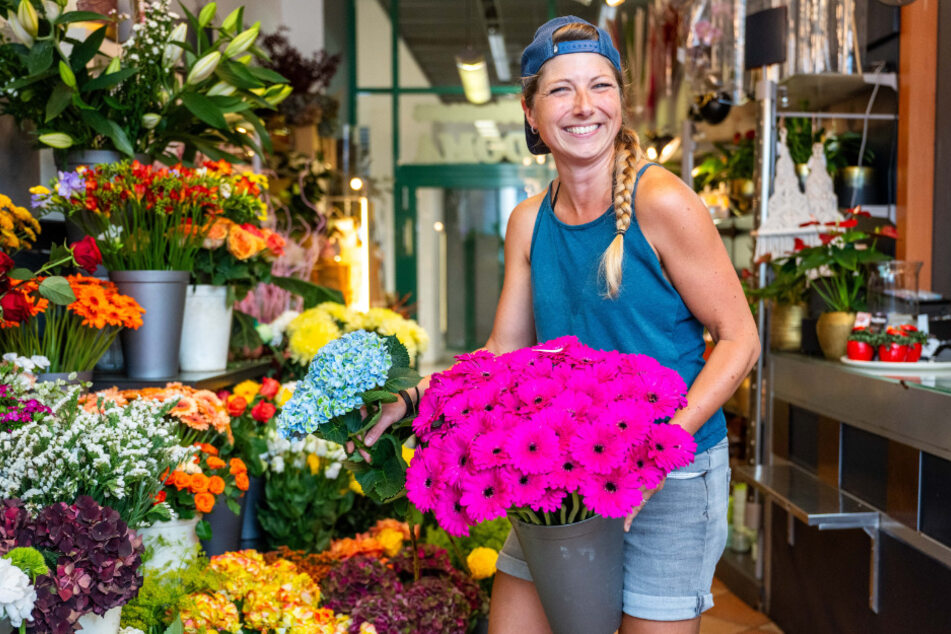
[624,479,666,532]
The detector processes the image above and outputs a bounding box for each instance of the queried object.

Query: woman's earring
[531,126,538,134]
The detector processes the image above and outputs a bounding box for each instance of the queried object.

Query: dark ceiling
[376,0,604,101]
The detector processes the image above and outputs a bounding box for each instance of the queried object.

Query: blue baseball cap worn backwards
[521,16,622,155]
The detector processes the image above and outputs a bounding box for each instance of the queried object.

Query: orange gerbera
[189,472,210,493]
[234,472,249,492]
[171,396,199,418]
[123,383,232,438]
[229,458,247,475]
[206,456,226,470]
[60,276,144,330]
[198,442,218,456]
[195,492,215,513]
[208,475,226,495]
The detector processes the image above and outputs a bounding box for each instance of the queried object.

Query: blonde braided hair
[600,125,643,298]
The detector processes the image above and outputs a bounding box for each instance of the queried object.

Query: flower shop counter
[734,352,951,634]
[90,359,272,392]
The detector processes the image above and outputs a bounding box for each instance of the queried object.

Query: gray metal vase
[109,270,190,379]
[511,515,625,634]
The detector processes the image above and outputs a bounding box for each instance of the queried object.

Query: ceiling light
[433,221,445,232]
[605,0,626,7]
[349,177,364,191]
[487,29,511,82]
[456,53,491,104]
[646,147,658,161]
[658,136,681,163]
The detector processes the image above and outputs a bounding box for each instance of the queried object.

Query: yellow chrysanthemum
[232,380,260,403]
[28,185,49,196]
[0,212,13,231]
[316,301,356,326]
[467,547,499,580]
[287,309,342,364]
[307,453,321,475]
[376,527,405,557]
[349,474,364,496]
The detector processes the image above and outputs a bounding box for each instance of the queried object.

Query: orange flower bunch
[122,382,232,437]
[162,443,249,518]
[263,546,341,584]
[202,216,285,260]
[0,279,47,328]
[64,275,144,329]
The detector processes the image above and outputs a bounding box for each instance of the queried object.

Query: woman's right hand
[344,395,413,461]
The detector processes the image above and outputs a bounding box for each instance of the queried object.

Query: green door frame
[394,163,554,315]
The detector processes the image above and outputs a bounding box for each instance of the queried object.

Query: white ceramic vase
[75,606,122,634]
[179,285,233,372]
[136,516,201,572]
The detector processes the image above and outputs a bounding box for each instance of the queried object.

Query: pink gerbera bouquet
[406,337,697,536]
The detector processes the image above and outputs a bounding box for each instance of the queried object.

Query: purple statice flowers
[407,336,697,536]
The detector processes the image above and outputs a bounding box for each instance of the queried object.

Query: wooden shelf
[91,359,272,392]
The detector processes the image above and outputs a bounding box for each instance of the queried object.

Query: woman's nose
[574,89,595,115]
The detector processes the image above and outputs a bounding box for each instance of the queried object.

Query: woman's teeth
[566,124,599,134]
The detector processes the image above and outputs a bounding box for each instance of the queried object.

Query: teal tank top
[529,164,726,454]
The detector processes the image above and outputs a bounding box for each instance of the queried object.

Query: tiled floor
[700,578,783,634]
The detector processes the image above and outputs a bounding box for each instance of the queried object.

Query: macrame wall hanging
[753,126,843,260]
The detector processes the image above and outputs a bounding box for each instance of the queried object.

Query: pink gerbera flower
[549,390,594,419]
[647,423,697,471]
[433,486,475,537]
[505,422,560,474]
[460,468,510,523]
[547,455,582,490]
[628,445,667,489]
[470,429,511,469]
[405,451,444,512]
[506,469,548,508]
[630,369,688,420]
[531,486,567,513]
[579,467,644,518]
[515,379,562,412]
[437,431,473,481]
[569,420,627,474]
[603,400,652,445]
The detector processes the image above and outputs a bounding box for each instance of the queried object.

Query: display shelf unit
[777,72,897,114]
[90,359,272,392]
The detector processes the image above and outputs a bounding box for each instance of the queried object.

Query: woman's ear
[522,97,536,131]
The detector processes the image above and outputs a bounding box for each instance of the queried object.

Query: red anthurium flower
[877,226,899,239]
[799,220,820,227]
[838,218,858,228]
[793,238,807,251]
[819,233,835,245]
[847,206,871,217]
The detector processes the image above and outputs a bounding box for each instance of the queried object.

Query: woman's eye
[548,86,568,94]
[595,82,615,89]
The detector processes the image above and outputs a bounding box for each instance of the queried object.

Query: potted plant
[747,257,809,352]
[722,130,755,214]
[825,131,877,208]
[845,327,877,361]
[791,212,892,359]
[784,117,826,189]
[0,0,289,167]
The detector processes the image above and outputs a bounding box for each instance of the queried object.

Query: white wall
[186,0,324,55]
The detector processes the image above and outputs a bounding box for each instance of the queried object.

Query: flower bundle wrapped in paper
[277,330,421,504]
[406,337,697,536]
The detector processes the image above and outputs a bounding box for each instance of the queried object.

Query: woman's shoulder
[635,163,706,224]
[507,190,547,241]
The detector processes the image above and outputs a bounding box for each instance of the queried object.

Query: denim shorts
[496,437,730,621]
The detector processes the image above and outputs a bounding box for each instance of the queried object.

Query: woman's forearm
[669,338,760,436]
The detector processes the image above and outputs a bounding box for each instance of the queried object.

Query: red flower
[819,233,835,245]
[1,291,32,323]
[259,377,280,400]
[153,490,167,505]
[216,389,231,401]
[251,400,276,423]
[798,220,819,227]
[0,252,13,275]
[227,396,247,417]
[265,233,285,257]
[839,218,858,228]
[745,129,756,140]
[877,226,899,239]
[847,206,871,218]
[70,236,102,273]
[793,238,807,251]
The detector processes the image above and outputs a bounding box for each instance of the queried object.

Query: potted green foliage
[747,257,809,352]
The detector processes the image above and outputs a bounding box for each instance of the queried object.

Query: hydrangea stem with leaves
[277,330,420,508]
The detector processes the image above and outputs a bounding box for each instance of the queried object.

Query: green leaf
[215,60,262,90]
[78,109,134,156]
[181,91,228,129]
[357,408,382,434]
[226,497,241,515]
[195,519,212,541]
[320,417,349,444]
[70,25,108,69]
[363,390,398,404]
[7,268,34,281]
[245,65,288,84]
[81,66,136,93]
[270,276,343,308]
[208,95,251,113]
[383,334,410,368]
[26,40,53,75]
[342,408,364,434]
[49,243,72,263]
[5,68,57,91]
[38,276,76,305]
[45,83,72,122]
[56,11,108,24]
[163,617,184,634]
[384,367,422,392]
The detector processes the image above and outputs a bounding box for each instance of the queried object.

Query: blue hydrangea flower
[278,330,392,438]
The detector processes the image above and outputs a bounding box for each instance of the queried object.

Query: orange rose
[153,490,167,504]
[229,458,247,475]
[227,226,266,260]
[194,492,215,514]
[189,472,210,493]
[203,217,232,248]
[200,443,219,456]
[234,472,250,492]
[207,456,226,470]
[171,470,190,491]
[208,475,226,495]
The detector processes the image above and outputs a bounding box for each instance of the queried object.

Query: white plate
[839,356,951,373]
